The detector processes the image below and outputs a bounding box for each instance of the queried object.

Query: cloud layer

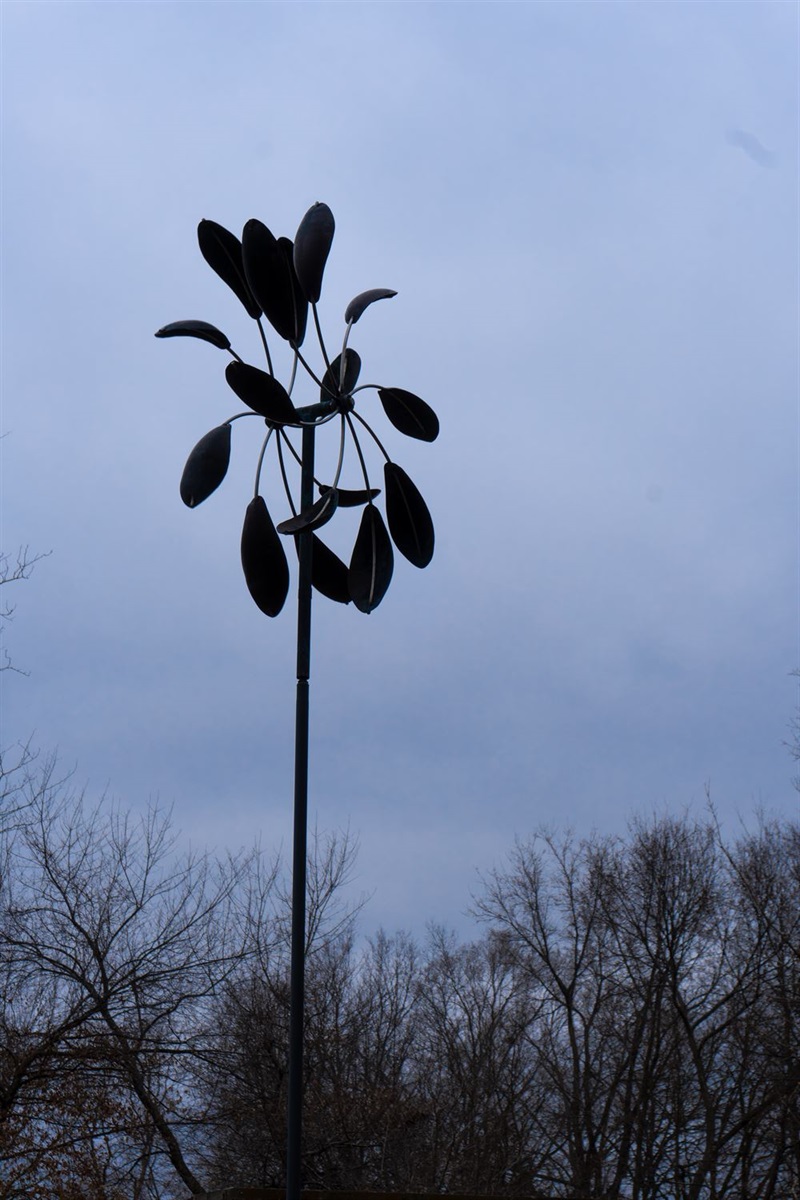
[2,0,797,935]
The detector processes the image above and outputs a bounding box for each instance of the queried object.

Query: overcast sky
[2,0,797,937]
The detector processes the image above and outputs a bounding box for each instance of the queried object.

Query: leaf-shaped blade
[320,350,361,402]
[348,505,393,613]
[293,202,335,303]
[198,220,260,319]
[226,362,298,424]
[241,496,289,617]
[384,463,434,568]
[155,320,231,350]
[318,484,380,508]
[278,237,308,348]
[344,288,397,325]
[379,387,440,442]
[180,424,232,508]
[294,534,351,604]
[277,489,338,535]
[241,219,293,341]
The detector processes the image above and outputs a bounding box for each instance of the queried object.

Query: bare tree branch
[0,546,49,675]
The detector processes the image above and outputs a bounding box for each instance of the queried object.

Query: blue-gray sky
[2,0,797,935]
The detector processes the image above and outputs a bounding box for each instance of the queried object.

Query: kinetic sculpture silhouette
[156,202,438,1198]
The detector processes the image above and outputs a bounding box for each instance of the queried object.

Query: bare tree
[786,669,800,793]
[475,830,631,1197]
[300,928,425,1189]
[199,828,365,1190]
[0,546,47,675]
[719,816,800,1198]
[0,544,50,836]
[413,926,541,1194]
[0,764,268,1196]
[474,815,799,1200]
[7,790,793,1198]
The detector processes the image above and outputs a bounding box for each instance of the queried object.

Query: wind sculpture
[155,202,438,1198]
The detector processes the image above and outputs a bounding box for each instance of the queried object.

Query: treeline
[1,747,797,1199]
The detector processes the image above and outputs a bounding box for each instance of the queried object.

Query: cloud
[2,1,797,935]
[726,128,778,168]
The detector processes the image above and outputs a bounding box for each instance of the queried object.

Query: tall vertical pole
[286,423,315,1200]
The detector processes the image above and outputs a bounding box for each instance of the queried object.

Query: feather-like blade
[344,288,397,325]
[318,484,379,508]
[241,496,289,617]
[226,362,298,424]
[278,237,308,348]
[348,505,393,613]
[155,320,231,350]
[320,350,361,402]
[241,220,307,345]
[277,489,338,534]
[293,202,335,303]
[197,220,260,318]
[378,387,439,442]
[384,463,434,567]
[180,424,232,508]
[294,534,351,604]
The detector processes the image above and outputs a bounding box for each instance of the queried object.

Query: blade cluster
[156,202,439,617]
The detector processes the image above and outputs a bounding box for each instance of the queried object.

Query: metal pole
[286,423,315,1200]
